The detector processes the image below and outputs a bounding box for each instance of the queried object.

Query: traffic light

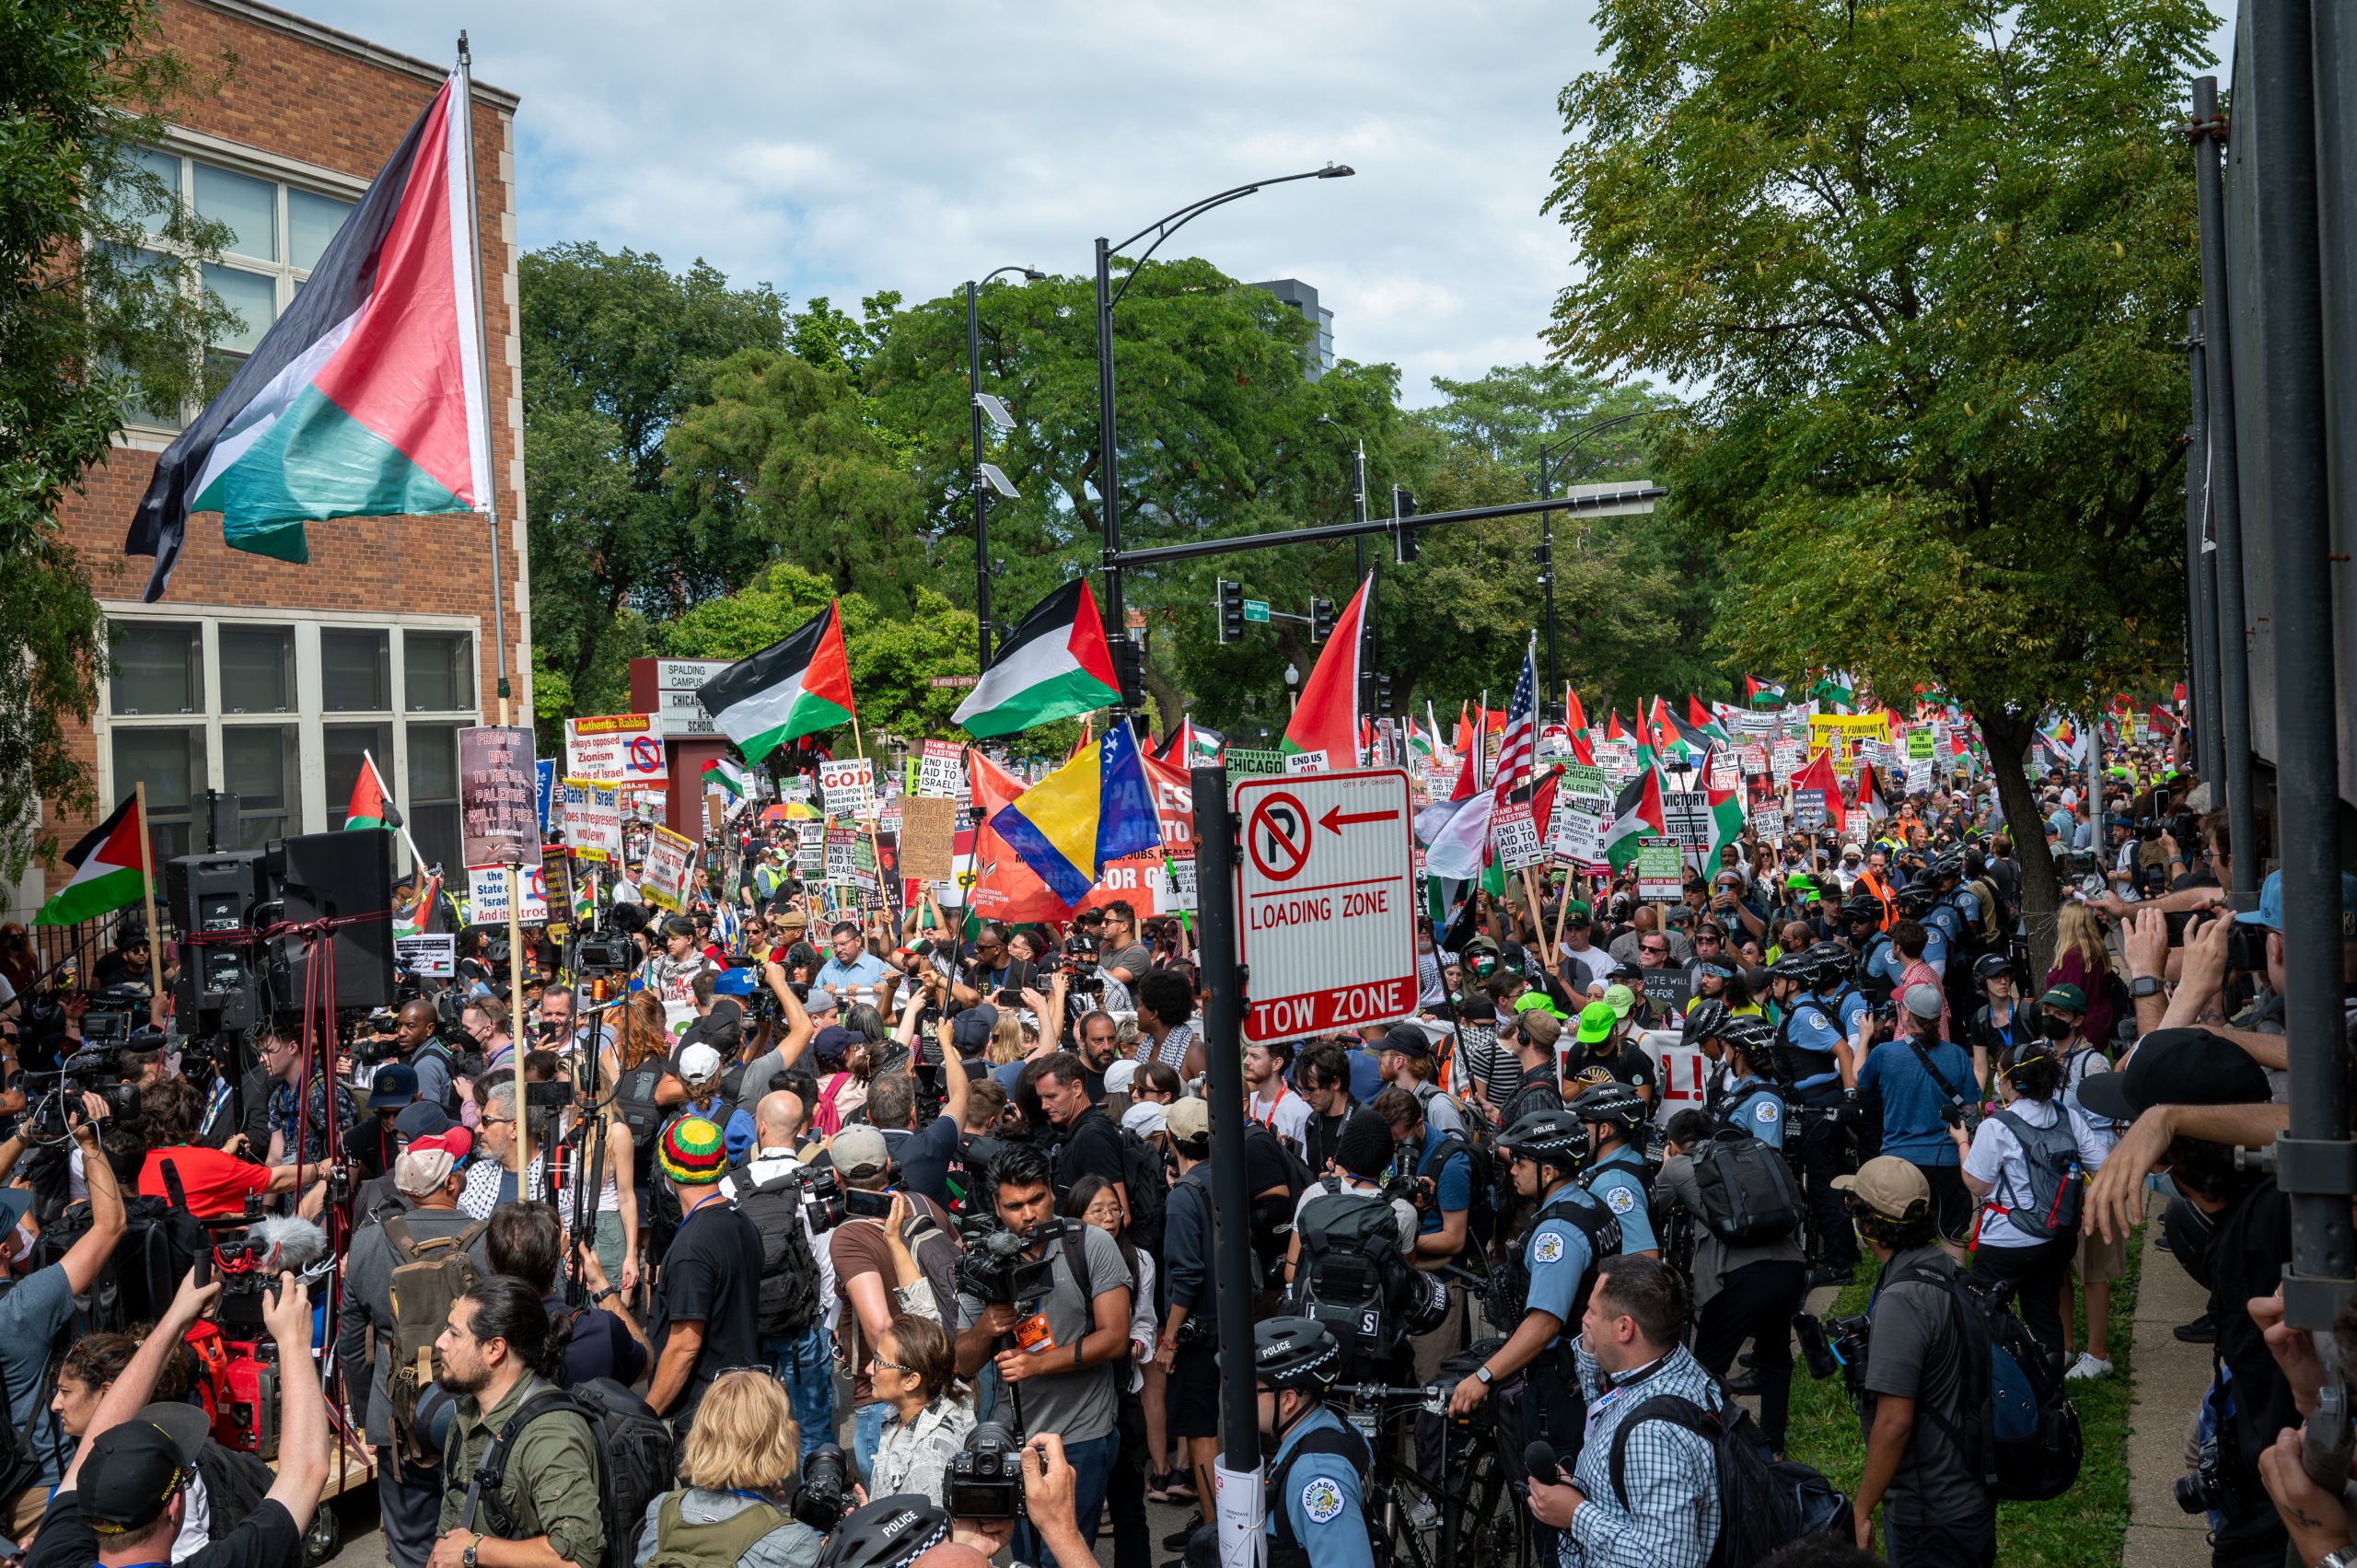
[1375,673,1395,714]
[1532,540,1552,568]
[1217,578,1244,644]
[1112,638,1147,707]
[1392,486,1419,565]
[1308,598,1335,645]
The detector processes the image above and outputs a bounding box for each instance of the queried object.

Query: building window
[221,725,296,848]
[405,631,472,714]
[110,621,201,715]
[112,727,204,864]
[218,624,293,714]
[323,722,394,827]
[322,629,390,713]
[408,722,463,873]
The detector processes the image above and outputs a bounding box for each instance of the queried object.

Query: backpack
[1243,1122,1315,1281]
[613,1061,669,1170]
[844,1202,960,1325]
[1966,876,2006,949]
[813,1074,854,1139]
[723,1167,824,1340]
[38,1180,209,1332]
[1422,1129,1498,1249]
[194,1437,274,1542]
[1294,1181,1414,1370]
[1116,1126,1167,1259]
[1607,1390,1847,1568]
[1987,1107,2084,1241]
[462,1377,678,1568]
[1889,1256,2082,1501]
[641,1493,796,1568]
[412,1038,465,1117]
[383,1214,486,1467]
[1689,1121,1804,1246]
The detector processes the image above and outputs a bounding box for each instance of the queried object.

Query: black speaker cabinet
[268,830,395,1010]
[166,852,268,1028]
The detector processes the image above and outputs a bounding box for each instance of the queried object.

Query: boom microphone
[231,1214,331,1275]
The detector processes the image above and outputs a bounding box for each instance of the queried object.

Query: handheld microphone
[1525,1440,1564,1486]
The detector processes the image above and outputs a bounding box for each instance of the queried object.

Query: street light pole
[966,265,1041,672]
[1094,165,1354,713]
[1536,406,1671,723]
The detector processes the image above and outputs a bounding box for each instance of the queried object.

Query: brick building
[6,0,530,925]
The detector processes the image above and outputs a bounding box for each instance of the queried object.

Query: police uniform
[1580,1145,1657,1253]
[1266,1403,1376,1568]
[1858,931,1902,1004]
[1717,1076,1784,1150]
[1776,992,1855,1275]
[1516,1181,1620,1465]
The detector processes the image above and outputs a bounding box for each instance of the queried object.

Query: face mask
[2038,1014,2074,1042]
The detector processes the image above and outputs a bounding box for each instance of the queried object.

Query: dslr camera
[2176,1434,2249,1516]
[944,1423,1025,1519]
[792,1444,850,1531]
[1794,1309,1871,1395]
[955,1218,1062,1305]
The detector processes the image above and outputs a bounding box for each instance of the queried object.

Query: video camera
[945,1423,1025,1519]
[1794,1309,1871,1395]
[955,1217,1062,1306]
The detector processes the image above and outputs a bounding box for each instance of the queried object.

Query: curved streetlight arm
[1108,165,1353,310]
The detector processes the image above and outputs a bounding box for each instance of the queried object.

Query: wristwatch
[594,1286,619,1305]
[2131,976,2165,998]
[1474,1365,1494,1386]
[460,1544,478,1568]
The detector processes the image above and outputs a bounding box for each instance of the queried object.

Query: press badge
[1015,1311,1056,1353]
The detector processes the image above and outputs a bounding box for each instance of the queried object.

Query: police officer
[1255,1318,1376,1568]
[1716,1018,1788,1150]
[1891,884,1949,976]
[1681,998,1737,1119]
[1570,1082,1657,1257]
[1765,953,1857,1286]
[1444,1111,1620,1495]
[1848,895,1903,1005]
[1922,851,1984,1017]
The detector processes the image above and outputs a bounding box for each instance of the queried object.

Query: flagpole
[134,783,166,1030]
[850,715,891,923]
[455,34,510,725]
[364,749,433,876]
[1476,690,1488,791]
[507,858,528,1179]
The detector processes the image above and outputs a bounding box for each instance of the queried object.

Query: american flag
[1490,636,1538,810]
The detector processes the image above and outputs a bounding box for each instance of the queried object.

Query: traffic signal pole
[1114,485,1663,569]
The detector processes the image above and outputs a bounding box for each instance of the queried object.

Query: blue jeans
[853,1399,889,1484]
[763,1326,837,1465]
[1014,1429,1120,1565]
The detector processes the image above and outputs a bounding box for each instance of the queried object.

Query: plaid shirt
[1560,1341,1721,1568]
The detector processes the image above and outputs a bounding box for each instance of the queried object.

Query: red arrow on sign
[1318,804,1400,832]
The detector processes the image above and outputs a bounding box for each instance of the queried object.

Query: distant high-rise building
[1248,278,1333,380]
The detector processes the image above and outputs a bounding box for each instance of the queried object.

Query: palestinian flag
[1605,711,1626,742]
[1665,701,1722,752]
[1603,764,1667,872]
[1811,669,1857,712]
[1282,575,1371,765]
[1793,749,1847,835]
[1744,675,1785,707]
[1703,751,1747,860]
[1857,762,1892,823]
[394,871,444,939]
[345,753,400,830]
[126,70,491,599]
[954,579,1121,738]
[696,601,857,764]
[1685,695,1730,745]
[33,796,149,927]
[1564,687,1588,735]
[702,757,753,797]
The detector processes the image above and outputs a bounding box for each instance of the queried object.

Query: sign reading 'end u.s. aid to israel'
[1235,768,1418,1046]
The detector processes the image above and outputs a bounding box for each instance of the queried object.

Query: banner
[458,726,539,869]
[395,933,455,978]
[1808,714,1887,776]
[560,777,622,862]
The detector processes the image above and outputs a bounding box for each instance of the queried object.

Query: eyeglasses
[867,1355,914,1375]
[481,1116,516,1129]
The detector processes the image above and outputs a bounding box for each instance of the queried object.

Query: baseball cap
[394,1101,457,1142]
[367,1062,420,1109]
[1513,991,1567,1021]
[1575,1001,1618,1046]
[78,1419,188,1534]
[1601,983,1637,1020]
[2076,1028,2270,1124]
[1104,1059,1140,1097]
[2235,868,2357,937]
[1900,983,1944,1022]
[1832,1156,1933,1221]
[950,1005,999,1055]
[1167,1097,1211,1148]
[1120,1100,1167,1138]
[811,1024,865,1069]
[1517,1011,1562,1052]
[679,1043,723,1083]
[1377,1022,1433,1065]
[2038,983,2086,1013]
[832,1124,892,1180]
[804,986,840,1015]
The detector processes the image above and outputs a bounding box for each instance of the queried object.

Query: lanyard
[679,1191,726,1227]
[1583,1354,1672,1436]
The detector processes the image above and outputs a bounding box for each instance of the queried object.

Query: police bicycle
[1323,1377,1526,1568]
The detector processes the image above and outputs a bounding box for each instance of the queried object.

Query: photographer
[830,1128,959,1478]
[28,1267,326,1568]
[867,1315,973,1504]
[635,1368,826,1568]
[647,1116,765,1423]
[136,1076,319,1217]
[1837,1158,1994,1567]
[950,1141,1131,1560]
[1854,985,1979,1258]
[435,1276,606,1568]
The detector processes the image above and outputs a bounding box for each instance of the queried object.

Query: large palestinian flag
[1603,764,1667,873]
[126,70,490,600]
[696,601,858,764]
[34,796,149,927]
[954,580,1121,737]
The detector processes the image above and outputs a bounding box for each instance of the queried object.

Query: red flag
[1283,575,1372,764]
[1569,729,1596,767]
[1687,695,1714,730]
[1794,749,1847,836]
[1447,746,1478,802]
[1564,687,1587,733]
[1456,703,1473,754]
[1606,711,1626,741]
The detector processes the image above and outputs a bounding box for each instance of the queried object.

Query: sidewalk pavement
[2126,1191,2212,1568]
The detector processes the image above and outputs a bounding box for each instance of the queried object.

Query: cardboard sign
[899,796,958,883]
[458,726,540,870]
[819,758,875,820]
[1640,965,1696,1016]
[1550,803,1608,869]
[639,826,696,912]
[469,863,549,924]
[561,778,622,862]
[916,740,968,802]
[1159,854,1199,913]
[1636,837,1684,900]
[565,714,666,784]
[1283,749,1330,776]
[1492,801,1547,871]
[395,934,456,978]
[1235,769,1417,1045]
[1753,806,1787,842]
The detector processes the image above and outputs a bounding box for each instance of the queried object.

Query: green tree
[519,242,786,738]
[1550,0,2206,965]
[4,0,236,877]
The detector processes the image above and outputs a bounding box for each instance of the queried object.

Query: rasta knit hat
[657,1116,730,1185]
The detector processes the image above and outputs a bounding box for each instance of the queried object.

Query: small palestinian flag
[345,753,400,830]
[1603,764,1667,873]
[1857,762,1892,822]
[954,579,1121,738]
[702,756,753,798]
[1744,675,1785,707]
[697,601,857,764]
[1703,749,1747,860]
[34,796,149,927]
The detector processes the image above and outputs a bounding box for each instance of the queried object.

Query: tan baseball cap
[1167,1097,1211,1147]
[1831,1156,1932,1221]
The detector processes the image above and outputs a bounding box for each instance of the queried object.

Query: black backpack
[194,1437,274,1541]
[724,1167,823,1340]
[1887,1255,2081,1502]
[1294,1181,1413,1369]
[1243,1123,1314,1281]
[614,1062,668,1171]
[36,1184,208,1333]
[1988,1107,2084,1241]
[460,1377,677,1568]
[412,1038,465,1117]
[1688,1114,1805,1247]
[1422,1129,1498,1249]
[1116,1126,1167,1259]
[1607,1389,1847,1567]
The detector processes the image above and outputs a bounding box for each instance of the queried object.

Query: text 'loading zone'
[1233,768,1418,1045]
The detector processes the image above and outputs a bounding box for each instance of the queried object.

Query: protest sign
[1771,738,1802,784]
[535,760,557,836]
[1808,714,1887,775]
[639,826,695,911]
[1559,762,1608,801]
[819,758,875,819]
[1636,838,1684,900]
[1283,749,1330,776]
[1159,854,1198,913]
[916,740,967,800]
[1739,744,1769,777]
[1708,752,1736,791]
[470,863,549,923]
[395,934,456,978]
[540,846,575,932]
[1752,805,1787,842]
[1792,797,1827,832]
[458,726,539,869]
[1225,748,1285,781]
[825,826,877,890]
[1907,728,1936,761]
[561,778,622,862]
[1550,804,1607,868]
[1664,790,1714,854]
[795,819,824,875]
[1641,965,1696,1016]
[899,796,958,883]
[1492,801,1547,871]
[565,714,665,785]
[1906,758,1934,794]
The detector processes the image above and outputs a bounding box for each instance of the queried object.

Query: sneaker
[1146,1472,1173,1504]
[1164,1469,1198,1503]
[2176,1312,2219,1344]
[1163,1529,1198,1551]
[2064,1353,2114,1381]
[1808,1265,1850,1290]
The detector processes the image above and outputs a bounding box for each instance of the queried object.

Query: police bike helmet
[1893,884,1938,917]
[1972,952,2013,982]
[812,1497,951,1568]
[1722,1016,1782,1079]
[1497,1109,1592,1176]
[1680,997,1734,1050]
[1254,1317,1344,1394]
[1569,1081,1648,1135]
[1840,894,1884,926]
[1806,941,1854,983]
[1765,952,1817,989]
[1927,850,1967,883]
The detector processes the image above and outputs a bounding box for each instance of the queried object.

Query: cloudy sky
[307,1,2238,407]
